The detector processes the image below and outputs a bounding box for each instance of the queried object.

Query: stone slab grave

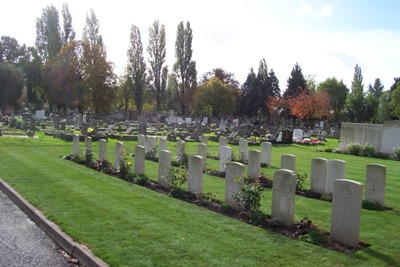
[326,160,346,194]
[261,142,272,166]
[145,136,157,153]
[248,150,261,179]
[365,164,386,207]
[134,145,145,175]
[238,138,248,162]
[219,146,232,172]
[200,135,208,145]
[176,140,185,160]
[280,154,296,172]
[330,179,362,248]
[158,150,172,190]
[84,136,92,150]
[219,136,228,158]
[159,137,167,152]
[292,128,303,142]
[72,134,79,155]
[197,143,208,170]
[188,155,203,194]
[114,142,124,169]
[225,162,245,209]
[271,169,297,227]
[98,139,107,161]
[310,158,328,194]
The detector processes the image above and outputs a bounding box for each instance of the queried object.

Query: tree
[161,66,168,110]
[82,9,103,48]
[283,62,306,99]
[345,64,365,122]
[35,5,62,62]
[388,82,400,119]
[363,92,379,123]
[318,77,349,121]
[0,36,26,65]
[81,40,116,113]
[193,77,236,117]
[61,3,76,45]
[368,78,384,99]
[147,20,166,112]
[173,21,197,115]
[127,25,147,115]
[0,63,24,110]
[165,72,180,111]
[288,90,331,122]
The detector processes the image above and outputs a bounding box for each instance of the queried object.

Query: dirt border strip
[0,178,108,267]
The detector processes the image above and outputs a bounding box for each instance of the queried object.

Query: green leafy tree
[318,77,349,121]
[147,20,166,112]
[127,25,147,115]
[165,72,180,111]
[377,91,391,123]
[193,77,236,117]
[369,78,384,99]
[388,82,400,119]
[0,63,24,110]
[363,92,379,123]
[61,3,76,45]
[173,21,197,115]
[82,9,103,48]
[283,62,306,99]
[160,66,168,110]
[345,64,365,122]
[35,5,62,62]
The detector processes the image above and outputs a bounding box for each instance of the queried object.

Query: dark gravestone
[60,121,66,131]
[138,122,147,135]
[282,129,293,144]
[9,118,16,127]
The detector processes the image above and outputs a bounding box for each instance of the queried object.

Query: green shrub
[296,172,309,190]
[361,143,376,157]
[145,146,158,161]
[393,147,400,160]
[299,230,326,245]
[118,157,132,179]
[84,147,95,167]
[346,143,363,155]
[362,200,384,211]
[168,166,188,197]
[233,175,264,213]
[132,174,150,185]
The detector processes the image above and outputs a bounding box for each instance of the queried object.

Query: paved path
[0,189,76,267]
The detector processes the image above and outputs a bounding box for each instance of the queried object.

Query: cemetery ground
[0,133,399,266]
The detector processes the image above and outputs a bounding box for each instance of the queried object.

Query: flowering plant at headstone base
[87,127,94,136]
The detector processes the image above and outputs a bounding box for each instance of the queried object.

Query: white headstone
[219,119,227,132]
[114,142,124,169]
[261,142,272,166]
[202,117,208,124]
[188,155,203,194]
[219,146,232,172]
[159,137,167,152]
[177,117,183,124]
[365,164,386,207]
[292,129,303,142]
[271,169,297,227]
[84,136,92,150]
[280,154,296,172]
[158,150,172,190]
[225,162,245,209]
[185,118,192,124]
[326,160,346,194]
[82,113,87,123]
[176,140,186,160]
[248,150,261,179]
[200,135,208,145]
[330,179,363,247]
[134,145,145,175]
[310,158,328,194]
[219,136,228,158]
[35,110,45,120]
[145,136,157,153]
[238,138,248,162]
[197,143,208,170]
[72,134,79,155]
[98,139,107,161]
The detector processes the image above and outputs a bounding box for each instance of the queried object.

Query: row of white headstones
[72,134,386,248]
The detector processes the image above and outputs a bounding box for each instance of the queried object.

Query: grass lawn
[0,132,399,266]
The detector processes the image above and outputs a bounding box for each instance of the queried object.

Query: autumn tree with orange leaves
[288,89,331,122]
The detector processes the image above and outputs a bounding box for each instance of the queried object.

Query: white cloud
[318,4,333,17]
[287,2,315,18]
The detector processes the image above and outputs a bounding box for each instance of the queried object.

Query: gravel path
[0,189,77,267]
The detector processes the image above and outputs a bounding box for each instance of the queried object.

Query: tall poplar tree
[345,64,365,122]
[61,3,75,45]
[173,21,197,116]
[82,9,103,48]
[283,62,306,99]
[127,25,147,115]
[147,20,166,112]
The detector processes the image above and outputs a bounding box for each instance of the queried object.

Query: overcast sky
[2,0,400,91]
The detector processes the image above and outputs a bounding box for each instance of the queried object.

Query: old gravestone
[138,134,145,146]
[330,179,362,248]
[159,137,167,152]
[310,158,328,194]
[197,143,208,170]
[271,169,297,227]
[239,138,248,162]
[134,145,145,175]
[261,142,272,166]
[188,155,203,194]
[158,150,172,190]
[176,140,185,160]
[292,129,303,142]
[326,160,346,194]
[53,115,60,130]
[200,135,208,145]
[219,146,232,172]
[280,154,296,172]
[365,164,386,207]
[72,134,79,155]
[145,136,157,153]
[98,139,107,161]
[219,136,228,158]
[84,136,92,150]
[138,121,147,135]
[248,150,261,179]
[114,142,124,169]
[225,162,245,209]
